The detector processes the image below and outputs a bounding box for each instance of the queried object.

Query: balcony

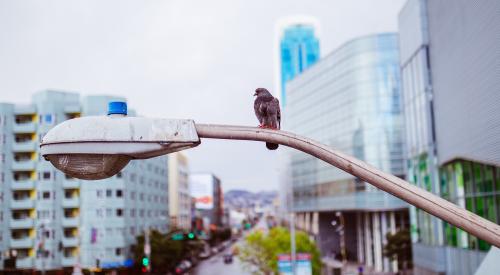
[62,237,78,247]
[10,218,34,229]
[11,199,35,209]
[62,217,79,228]
[16,257,34,269]
[11,180,35,190]
[12,141,37,152]
[10,238,34,248]
[64,104,81,114]
[13,122,36,134]
[62,197,80,208]
[12,160,36,171]
[62,257,76,267]
[63,179,80,189]
[14,104,36,115]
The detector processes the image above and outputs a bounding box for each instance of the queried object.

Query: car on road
[211,247,219,255]
[199,250,211,259]
[223,253,233,264]
[175,260,192,274]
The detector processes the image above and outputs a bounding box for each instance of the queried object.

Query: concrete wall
[427,0,500,166]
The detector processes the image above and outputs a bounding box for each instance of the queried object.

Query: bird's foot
[258,125,266,128]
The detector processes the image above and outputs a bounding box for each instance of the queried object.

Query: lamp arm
[195,123,500,247]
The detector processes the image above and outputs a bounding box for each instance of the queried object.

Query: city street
[193,218,268,275]
[192,244,250,275]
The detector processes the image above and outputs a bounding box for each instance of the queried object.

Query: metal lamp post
[331,212,346,264]
[39,102,500,248]
[37,219,51,275]
[144,215,167,274]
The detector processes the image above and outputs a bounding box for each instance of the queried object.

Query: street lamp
[144,215,167,273]
[37,219,51,275]
[40,102,500,248]
[332,212,346,264]
[41,102,199,180]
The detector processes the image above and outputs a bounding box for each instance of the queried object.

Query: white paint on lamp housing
[40,116,200,180]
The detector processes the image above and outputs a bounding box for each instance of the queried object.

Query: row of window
[96,189,123,198]
[95,189,167,203]
[95,208,167,218]
[127,173,167,188]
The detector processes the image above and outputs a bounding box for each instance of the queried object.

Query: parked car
[199,250,211,259]
[223,253,233,264]
[211,247,219,255]
[174,260,192,274]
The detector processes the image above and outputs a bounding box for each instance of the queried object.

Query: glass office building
[399,0,500,274]
[286,33,407,273]
[280,24,320,106]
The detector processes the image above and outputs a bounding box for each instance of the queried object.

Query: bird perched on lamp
[253,88,281,150]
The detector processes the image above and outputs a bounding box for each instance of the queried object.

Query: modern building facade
[286,33,408,273]
[399,0,500,274]
[168,152,191,230]
[279,23,320,106]
[189,173,223,232]
[0,90,169,271]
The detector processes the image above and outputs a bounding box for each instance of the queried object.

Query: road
[192,243,250,275]
[193,218,269,275]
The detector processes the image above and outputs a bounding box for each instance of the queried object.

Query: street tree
[238,227,321,275]
[132,229,203,273]
[383,228,413,274]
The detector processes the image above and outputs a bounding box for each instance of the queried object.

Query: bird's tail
[266,142,279,150]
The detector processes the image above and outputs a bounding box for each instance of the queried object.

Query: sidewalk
[322,257,394,275]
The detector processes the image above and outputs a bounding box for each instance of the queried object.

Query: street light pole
[40,116,500,247]
[290,212,296,275]
[335,212,346,264]
[194,124,500,247]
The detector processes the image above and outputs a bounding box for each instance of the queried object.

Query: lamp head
[40,116,200,180]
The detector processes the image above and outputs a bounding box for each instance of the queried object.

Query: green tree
[383,229,413,274]
[238,227,321,275]
[132,229,203,273]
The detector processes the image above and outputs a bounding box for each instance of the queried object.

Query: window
[106,208,112,217]
[115,248,122,256]
[45,114,53,124]
[96,190,103,198]
[116,172,122,179]
[130,191,136,200]
[116,189,123,198]
[43,172,51,180]
[96,209,103,217]
[42,191,50,199]
[116,209,123,217]
[106,189,112,197]
[130,209,136,217]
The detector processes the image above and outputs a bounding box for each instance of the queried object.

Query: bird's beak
[253,92,257,96]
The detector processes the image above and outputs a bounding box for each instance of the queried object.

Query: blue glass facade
[280,24,320,106]
[286,33,407,273]
[287,33,405,211]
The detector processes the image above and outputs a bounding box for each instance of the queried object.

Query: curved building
[285,33,407,273]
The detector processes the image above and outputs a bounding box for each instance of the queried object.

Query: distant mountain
[224,189,278,209]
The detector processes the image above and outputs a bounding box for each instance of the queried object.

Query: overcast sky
[0,0,405,192]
